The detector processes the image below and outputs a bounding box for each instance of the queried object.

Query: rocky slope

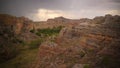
[0,14,38,62]
[33,14,120,68]
[33,16,84,29]
[0,14,120,68]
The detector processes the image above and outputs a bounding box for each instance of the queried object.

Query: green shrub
[101,56,110,65]
[79,51,85,57]
[84,64,90,68]
[36,26,63,37]
[0,44,20,63]
[28,39,43,49]
[30,29,35,33]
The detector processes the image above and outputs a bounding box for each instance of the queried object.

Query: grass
[84,64,90,68]
[0,27,60,67]
[0,38,41,68]
[79,51,85,57]
[101,56,111,66]
[0,48,39,68]
[28,39,44,49]
[0,26,63,68]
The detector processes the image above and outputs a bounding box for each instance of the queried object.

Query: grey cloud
[110,0,120,3]
[0,0,120,20]
[0,0,73,16]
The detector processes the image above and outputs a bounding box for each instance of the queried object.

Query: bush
[101,56,110,65]
[84,64,90,68]
[0,36,21,63]
[28,39,43,49]
[79,51,85,57]
[30,29,35,33]
[36,26,63,37]
[0,44,20,63]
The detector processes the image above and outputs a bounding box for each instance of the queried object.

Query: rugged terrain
[0,14,120,68]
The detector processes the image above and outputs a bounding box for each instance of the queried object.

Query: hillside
[33,14,120,68]
[0,14,120,68]
[0,14,38,64]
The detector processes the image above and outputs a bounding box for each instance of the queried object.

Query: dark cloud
[0,0,74,16]
[0,0,38,16]
[110,0,120,3]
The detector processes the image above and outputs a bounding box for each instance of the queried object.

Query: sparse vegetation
[0,44,20,63]
[30,27,35,33]
[79,51,85,57]
[101,56,111,66]
[30,26,63,37]
[84,64,90,68]
[0,48,38,68]
[28,39,44,49]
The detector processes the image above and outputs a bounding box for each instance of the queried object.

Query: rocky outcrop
[35,14,120,68]
[0,14,38,62]
[0,14,120,68]
[33,17,89,29]
[33,17,70,29]
[0,14,38,41]
[0,14,33,35]
[57,14,120,68]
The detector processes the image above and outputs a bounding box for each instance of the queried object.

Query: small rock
[72,64,84,68]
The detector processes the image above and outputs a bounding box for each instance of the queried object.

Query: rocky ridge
[33,14,120,68]
[0,14,38,62]
[0,14,120,68]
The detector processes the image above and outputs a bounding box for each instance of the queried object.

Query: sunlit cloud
[27,9,120,21]
[28,9,74,21]
[106,10,120,15]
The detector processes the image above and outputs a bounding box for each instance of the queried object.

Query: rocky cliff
[0,14,38,62]
[34,14,120,68]
[0,14,34,35]
[0,14,120,68]
[33,16,83,29]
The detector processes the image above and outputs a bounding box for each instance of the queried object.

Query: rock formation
[0,14,38,62]
[0,14,120,68]
[35,14,120,68]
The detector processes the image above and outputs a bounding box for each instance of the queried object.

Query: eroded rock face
[33,17,92,29]
[0,14,37,61]
[72,64,86,68]
[41,41,58,48]
[0,14,38,41]
[1,14,120,68]
[0,14,33,35]
[57,15,120,68]
[35,14,120,68]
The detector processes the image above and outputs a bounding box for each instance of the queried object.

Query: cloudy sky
[0,0,120,21]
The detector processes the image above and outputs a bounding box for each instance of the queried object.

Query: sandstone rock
[72,64,86,68]
[57,14,120,68]
[0,14,38,62]
[41,41,58,48]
